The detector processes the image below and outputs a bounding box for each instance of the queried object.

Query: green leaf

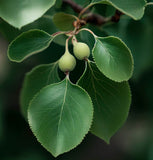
[8,29,53,62]
[91,0,146,20]
[28,78,93,157]
[103,4,153,80]
[78,62,131,143]
[92,36,134,82]
[20,62,60,119]
[0,0,56,28]
[53,12,76,31]
[23,15,67,46]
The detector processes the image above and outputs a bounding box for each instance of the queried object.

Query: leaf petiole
[76,28,98,38]
[78,4,93,18]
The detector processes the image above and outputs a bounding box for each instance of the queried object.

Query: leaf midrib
[88,62,121,113]
[88,63,111,115]
[56,79,68,148]
[97,39,114,59]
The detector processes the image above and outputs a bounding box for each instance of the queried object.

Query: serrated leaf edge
[27,78,94,157]
[91,0,146,20]
[78,61,132,143]
[91,80,132,144]
[92,36,134,82]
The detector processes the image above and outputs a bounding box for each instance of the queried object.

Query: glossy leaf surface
[92,36,133,82]
[103,5,153,80]
[78,62,131,143]
[28,78,93,157]
[0,0,56,28]
[20,62,60,119]
[8,29,53,62]
[91,0,146,20]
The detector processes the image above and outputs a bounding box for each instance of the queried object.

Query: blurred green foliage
[0,1,153,160]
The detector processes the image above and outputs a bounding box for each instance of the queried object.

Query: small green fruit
[59,51,76,72]
[73,42,90,60]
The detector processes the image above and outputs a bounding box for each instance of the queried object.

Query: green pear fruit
[73,42,90,60]
[59,51,76,72]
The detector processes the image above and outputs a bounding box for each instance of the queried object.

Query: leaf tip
[104,138,111,145]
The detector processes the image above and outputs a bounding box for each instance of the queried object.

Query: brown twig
[83,13,109,26]
[111,10,123,22]
[63,0,85,13]
[63,0,123,26]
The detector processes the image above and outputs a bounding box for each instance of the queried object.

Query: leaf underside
[53,12,76,31]
[0,0,56,28]
[8,29,53,62]
[91,0,146,20]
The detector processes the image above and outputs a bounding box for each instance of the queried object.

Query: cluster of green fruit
[58,39,90,72]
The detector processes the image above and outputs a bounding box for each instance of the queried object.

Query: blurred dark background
[0,0,153,160]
